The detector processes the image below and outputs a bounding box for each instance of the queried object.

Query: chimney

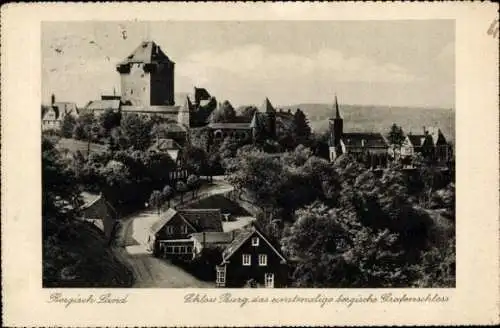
[202,232,206,247]
[231,230,236,241]
[51,94,55,105]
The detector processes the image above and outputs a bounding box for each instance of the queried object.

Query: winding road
[112,179,233,287]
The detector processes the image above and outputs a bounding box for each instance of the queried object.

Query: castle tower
[329,95,343,147]
[116,41,175,106]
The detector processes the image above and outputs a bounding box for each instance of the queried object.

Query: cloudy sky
[42,21,454,108]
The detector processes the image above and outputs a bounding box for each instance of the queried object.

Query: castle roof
[424,127,447,146]
[119,41,174,65]
[260,97,276,113]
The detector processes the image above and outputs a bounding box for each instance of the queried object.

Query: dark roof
[79,194,117,220]
[150,208,179,234]
[342,132,388,148]
[119,41,173,65]
[407,134,426,147]
[222,228,254,261]
[178,209,223,232]
[208,123,252,130]
[222,224,287,263]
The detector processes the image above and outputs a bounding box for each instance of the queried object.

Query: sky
[42,21,454,109]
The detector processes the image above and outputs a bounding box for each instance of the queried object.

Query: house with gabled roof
[149,208,224,258]
[398,128,451,163]
[215,223,288,288]
[42,95,78,131]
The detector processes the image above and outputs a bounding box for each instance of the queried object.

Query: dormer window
[251,237,259,246]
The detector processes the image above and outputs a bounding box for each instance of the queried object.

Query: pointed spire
[334,94,342,119]
[250,111,260,128]
[261,97,275,113]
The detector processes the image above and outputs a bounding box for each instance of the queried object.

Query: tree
[61,115,77,138]
[281,202,411,287]
[72,123,86,140]
[121,113,153,151]
[99,109,121,134]
[209,100,237,123]
[42,137,81,221]
[387,123,405,160]
[181,146,208,175]
[187,174,201,198]
[239,106,258,120]
[412,236,455,287]
[293,109,311,143]
[226,149,285,205]
[176,180,188,203]
[149,190,163,215]
[162,185,174,208]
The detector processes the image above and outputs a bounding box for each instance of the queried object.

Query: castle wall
[150,63,175,106]
[120,63,151,106]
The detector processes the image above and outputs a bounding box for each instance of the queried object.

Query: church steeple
[334,94,342,119]
[329,94,343,147]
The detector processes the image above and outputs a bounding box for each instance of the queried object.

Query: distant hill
[281,104,455,142]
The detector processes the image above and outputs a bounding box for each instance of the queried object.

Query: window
[258,254,267,266]
[186,246,192,253]
[252,237,259,246]
[242,254,251,266]
[166,246,173,254]
[181,225,188,234]
[165,226,174,235]
[180,246,186,254]
[216,266,226,287]
[264,273,274,288]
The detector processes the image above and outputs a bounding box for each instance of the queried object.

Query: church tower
[329,95,343,147]
[116,41,175,106]
[328,95,344,162]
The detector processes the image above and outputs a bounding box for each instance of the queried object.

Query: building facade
[217,224,288,288]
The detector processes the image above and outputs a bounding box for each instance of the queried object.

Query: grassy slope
[43,220,134,288]
[282,104,455,142]
[56,138,107,155]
